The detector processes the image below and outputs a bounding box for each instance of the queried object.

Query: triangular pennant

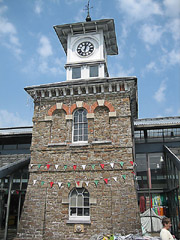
[110,163,114,168]
[100,164,104,169]
[67,182,71,188]
[85,181,89,187]
[47,164,50,170]
[120,162,124,167]
[130,161,134,166]
[94,180,99,187]
[41,181,45,186]
[33,180,37,185]
[38,164,42,169]
[113,177,117,182]
[73,165,77,170]
[122,175,126,180]
[16,190,19,195]
[50,181,54,188]
[30,164,34,168]
[131,171,135,175]
[77,181,80,186]
[92,164,95,170]
[82,165,86,170]
[58,182,62,188]
[104,178,108,184]
[55,164,59,169]
[64,165,67,170]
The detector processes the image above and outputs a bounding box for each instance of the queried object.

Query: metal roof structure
[134,116,180,128]
[53,19,118,56]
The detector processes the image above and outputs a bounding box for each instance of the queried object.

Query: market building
[0,16,180,240]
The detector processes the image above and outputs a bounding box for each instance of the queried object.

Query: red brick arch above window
[91,100,115,113]
[48,103,69,116]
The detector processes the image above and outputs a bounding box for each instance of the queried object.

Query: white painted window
[72,67,81,79]
[73,109,88,142]
[69,188,90,220]
[90,65,98,77]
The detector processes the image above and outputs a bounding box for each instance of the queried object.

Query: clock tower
[15,17,141,240]
[54,19,118,80]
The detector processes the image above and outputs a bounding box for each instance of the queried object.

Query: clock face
[77,41,94,57]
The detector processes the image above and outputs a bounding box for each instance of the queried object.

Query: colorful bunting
[120,162,124,167]
[82,165,86,170]
[55,164,59,169]
[58,182,62,188]
[64,165,67,170]
[94,180,99,187]
[30,164,34,168]
[112,177,117,182]
[77,181,80,186]
[85,181,89,187]
[130,161,134,166]
[122,175,126,180]
[47,164,50,170]
[50,181,54,188]
[67,182,71,188]
[110,163,114,168]
[41,181,45,186]
[92,164,95,170]
[73,165,77,170]
[100,164,104,169]
[104,178,108,184]
[33,180,37,185]
[38,164,42,169]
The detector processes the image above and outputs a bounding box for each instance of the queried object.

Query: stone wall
[15,78,141,240]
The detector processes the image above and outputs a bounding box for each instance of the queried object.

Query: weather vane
[84,0,93,22]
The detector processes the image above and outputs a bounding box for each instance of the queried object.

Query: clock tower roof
[53,19,118,56]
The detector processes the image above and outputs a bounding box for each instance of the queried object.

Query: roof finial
[85,0,92,22]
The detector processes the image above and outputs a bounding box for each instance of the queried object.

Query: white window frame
[72,109,88,143]
[89,65,99,78]
[69,188,90,221]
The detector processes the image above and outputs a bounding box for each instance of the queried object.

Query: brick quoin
[70,103,77,114]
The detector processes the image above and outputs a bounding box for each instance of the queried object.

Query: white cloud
[110,64,135,77]
[163,0,180,17]
[0,5,22,59]
[0,110,32,128]
[34,0,43,15]
[37,35,53,58]
[116,0,162,22]
[139,24,163,45]
[165,107,173,114]
[161,49,180,66]
[166,18,180,41]
[154,81,167,103]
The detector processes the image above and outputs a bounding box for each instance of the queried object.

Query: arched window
[73,109,88,142]
[69,188,90,220]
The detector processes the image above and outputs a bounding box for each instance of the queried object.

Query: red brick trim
[70,103,77,114]
[48,104,69,116]
[82,102,91,113]
[91,101,115,113]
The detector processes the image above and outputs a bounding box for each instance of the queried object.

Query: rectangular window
[90,65,98,77]
[72,67,81,79]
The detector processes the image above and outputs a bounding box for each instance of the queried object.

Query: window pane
[70,208,76,216]
[90,65,98,77]
[84,198,89,206]
[70,197,76,207]
[77,196,83,207]
[84,208,89,216]
[73,109,88,142]
[77,208,83,216]
[72,67,81,79]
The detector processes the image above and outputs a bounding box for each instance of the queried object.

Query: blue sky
[0,0,180,128]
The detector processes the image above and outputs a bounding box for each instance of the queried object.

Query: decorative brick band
[48,101,116,117]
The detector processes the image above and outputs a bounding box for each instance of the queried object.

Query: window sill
[48,142,67,147]
[69,142,89,147]
[91,140,112,145]
[66,219,91,224]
